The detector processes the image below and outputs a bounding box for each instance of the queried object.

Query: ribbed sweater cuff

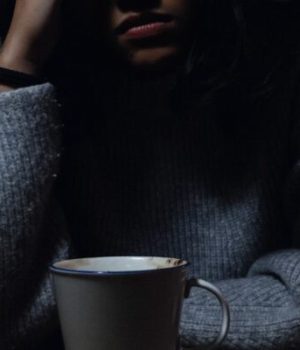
[0,83,58,120]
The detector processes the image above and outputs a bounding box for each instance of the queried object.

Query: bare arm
[0,0,62,91]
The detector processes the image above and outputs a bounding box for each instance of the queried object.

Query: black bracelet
[0,67,44,87]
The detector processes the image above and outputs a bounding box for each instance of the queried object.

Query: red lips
[115,12,175,39]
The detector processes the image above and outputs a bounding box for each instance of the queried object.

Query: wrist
[0,84,14,92]
[0,67,45,88]
[0,50,41,76]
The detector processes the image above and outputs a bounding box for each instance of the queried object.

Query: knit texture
[1,81,300,350]
[0,84,70,350]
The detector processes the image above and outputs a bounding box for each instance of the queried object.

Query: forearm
[0,0,62,93]
[0,50,41,93]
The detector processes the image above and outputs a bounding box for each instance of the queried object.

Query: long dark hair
[183,0,300,103]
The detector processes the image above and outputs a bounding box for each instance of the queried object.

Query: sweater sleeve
[180,100,300,350]
[0,84,71,350]
[181,254,300,349]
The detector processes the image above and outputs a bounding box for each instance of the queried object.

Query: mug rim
[50,256,189,277]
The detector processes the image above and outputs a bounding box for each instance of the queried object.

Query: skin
[0,0,194,91]
[0,0,62,91]
[106,0,194,69]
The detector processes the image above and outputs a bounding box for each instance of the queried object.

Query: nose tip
[116,0,160,12]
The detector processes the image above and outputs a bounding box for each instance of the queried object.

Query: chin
[126,46,181,71]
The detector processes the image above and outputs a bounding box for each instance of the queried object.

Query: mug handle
[183,278,230,350]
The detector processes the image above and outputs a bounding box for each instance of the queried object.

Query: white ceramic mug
[50,256,230,350]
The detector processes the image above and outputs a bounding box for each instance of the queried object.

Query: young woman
[1,0,300,349]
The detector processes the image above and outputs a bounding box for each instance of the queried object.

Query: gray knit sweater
[1,82,300,350]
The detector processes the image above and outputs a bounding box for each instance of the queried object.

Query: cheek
[162,0,195,38]
[163,0,192,17]
[128,46,180,67]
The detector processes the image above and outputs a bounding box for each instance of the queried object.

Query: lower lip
[121,21,173,40]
